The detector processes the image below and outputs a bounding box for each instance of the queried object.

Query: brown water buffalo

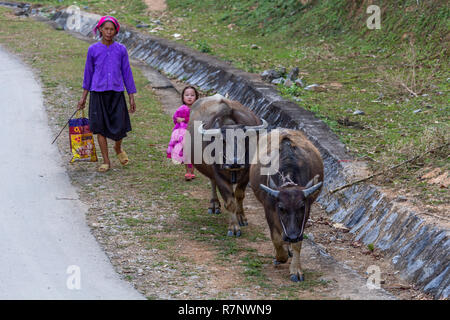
[249,128,324,282]
[185,94,267,237]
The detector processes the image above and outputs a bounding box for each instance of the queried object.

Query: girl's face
[183,88,197,106]
[100,21,117,41]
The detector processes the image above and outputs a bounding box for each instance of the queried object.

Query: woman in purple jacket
[77,16,136,172]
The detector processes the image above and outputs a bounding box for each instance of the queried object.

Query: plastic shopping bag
[69,110,98,163]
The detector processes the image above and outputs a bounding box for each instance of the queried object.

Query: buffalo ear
[259,184,280,198]
[302,181,323,198]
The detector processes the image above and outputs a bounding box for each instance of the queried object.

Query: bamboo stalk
[330,142,449,194]
[420,211,450,222]
[400,82,419,97]
[51,109,78,144]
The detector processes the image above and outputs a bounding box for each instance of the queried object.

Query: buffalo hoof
[227,229,241,237]
[208,208,214,214]
[273,259,284,266]
[290,274,305,282]
[238,221,248,227]
[273,258,288,265]
[214,208,221,214]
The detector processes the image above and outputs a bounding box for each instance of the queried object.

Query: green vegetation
[27,0,149,25]
[170,0,448,48]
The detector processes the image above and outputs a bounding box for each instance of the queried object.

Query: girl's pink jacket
[166,105,190,163]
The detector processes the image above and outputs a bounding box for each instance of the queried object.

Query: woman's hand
[77,90,89,110]
[129,94,136,113]
[77,98,86,110]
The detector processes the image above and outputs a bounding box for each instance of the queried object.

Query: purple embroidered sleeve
[173,108,181,125]
[121,47,137,94]
[183,107,190,124]
[172,105,191,125]
[82,47,94,90]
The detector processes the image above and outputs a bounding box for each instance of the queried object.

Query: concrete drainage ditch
[2,3,448,299]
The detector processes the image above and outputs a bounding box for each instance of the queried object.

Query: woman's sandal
[98,163,110,172]
[185,173,192,181]
[117,151,129,166]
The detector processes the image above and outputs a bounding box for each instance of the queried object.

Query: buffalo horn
[198,123,221,135]
[305,174,320,188]
[244,119,268,131]
[302,182,323,198]
[259,184,280,198]
[269,176,278,189]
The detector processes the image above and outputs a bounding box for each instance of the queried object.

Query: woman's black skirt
[89,91,131,141]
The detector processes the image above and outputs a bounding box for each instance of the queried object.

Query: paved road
[0,46,143,299]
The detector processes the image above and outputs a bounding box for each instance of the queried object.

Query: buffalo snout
[222,163,246,170]
[282,232,304,243]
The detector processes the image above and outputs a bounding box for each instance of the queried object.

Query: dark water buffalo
[249,128,324,282]
[186,94,267,237]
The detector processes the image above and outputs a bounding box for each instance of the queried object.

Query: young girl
[77,16,137,172]
[166,86,199,181]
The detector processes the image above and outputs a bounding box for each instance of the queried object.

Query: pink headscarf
[93,16,120,36]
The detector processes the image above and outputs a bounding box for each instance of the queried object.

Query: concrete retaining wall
[10,5,447,298]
